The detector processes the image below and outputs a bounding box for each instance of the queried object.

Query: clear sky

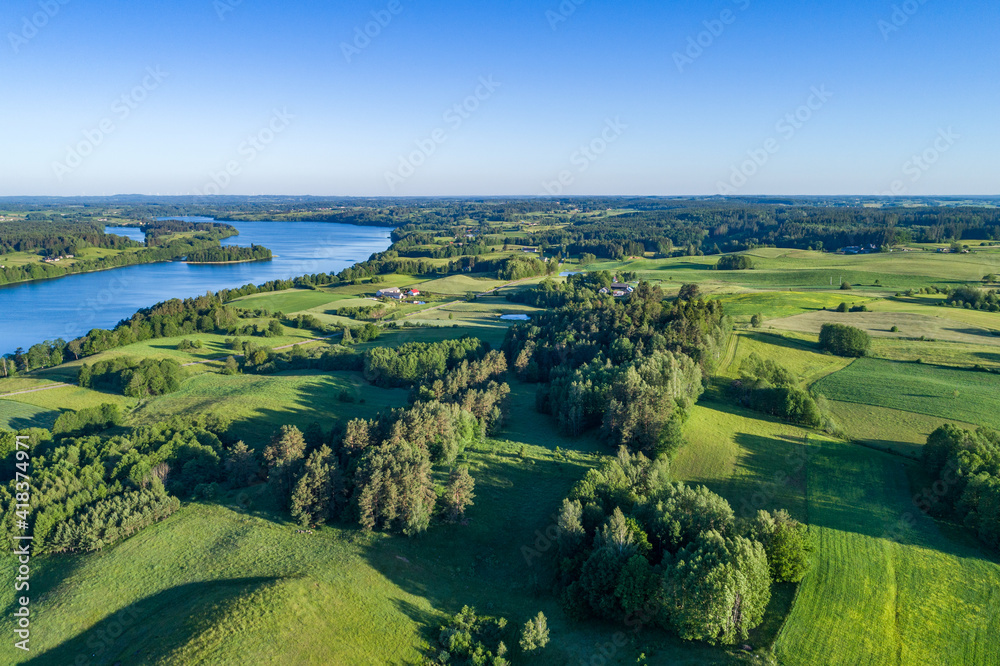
[2,0,997,196]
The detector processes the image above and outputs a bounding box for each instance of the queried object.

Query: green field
[589,246,1000,293]
[131,371,409,445]
[813,357,1000,431]
[775,437,1000,665]
[768,310,1000,347]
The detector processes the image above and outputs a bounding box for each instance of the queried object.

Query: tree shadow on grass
[25,577,280,666]
[8,410,60,431]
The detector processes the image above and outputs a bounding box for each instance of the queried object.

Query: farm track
[0,383,72,397]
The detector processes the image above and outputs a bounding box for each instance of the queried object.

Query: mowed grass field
[775,437,1000,665]
[713,290,877,321]
[0,384,741,666]
[768,310,1000,347]
[813,357,1000,431]
[823,400,980,458]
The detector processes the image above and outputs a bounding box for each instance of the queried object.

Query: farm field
[589,246,1000,293]
[774,436,1000,666]
[712,290,876,321]
[823,400,980,457]
[813,357,1000,431]
[768,310,1000,347]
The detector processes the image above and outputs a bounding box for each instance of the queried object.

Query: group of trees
[922,425,1000,550]
[78,357,185,398]
[426,606,549,665]
[504,277,730,456]
[819,323,871,357]
[255,413,479,535]
[363,337,489,388]
[52,403,123,436]
[185,244,272,263]
[547,447,810,645]
[0,421,226,553]
[946,286,1000,312]
[715,254,756,270]
[733,353,822,427]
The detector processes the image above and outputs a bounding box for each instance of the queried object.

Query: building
[407,289,421,297]
[376,287,405,300]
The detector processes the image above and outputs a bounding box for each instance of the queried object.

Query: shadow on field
[975,351,1000,364]
[945,327,1000,340]
[26,577,280,666]
[8,411,60,430]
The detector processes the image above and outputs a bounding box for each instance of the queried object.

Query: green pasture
[813,357,1000,431]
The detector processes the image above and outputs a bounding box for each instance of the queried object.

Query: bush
[819,323,871,357]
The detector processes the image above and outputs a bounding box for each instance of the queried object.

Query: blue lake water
[0,220,392,353]
[104,225,146,243]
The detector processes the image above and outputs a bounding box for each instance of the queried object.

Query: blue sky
[2,0,997,196]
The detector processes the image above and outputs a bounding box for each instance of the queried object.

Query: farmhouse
[376,287,405,300]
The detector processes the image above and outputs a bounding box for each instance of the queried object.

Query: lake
[0,220,392,353]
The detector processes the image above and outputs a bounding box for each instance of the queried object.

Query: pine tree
[519,612,550,653]
[263,425,307,506]
[224,441,259,487]
[290,446,337,526]
[443,466,476,522]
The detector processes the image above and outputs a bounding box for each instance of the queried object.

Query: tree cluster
[78,357,185,398]
[818,323,871,357]
[733,353,822,427]
[548,447,809,645]
[922,425,1000,550]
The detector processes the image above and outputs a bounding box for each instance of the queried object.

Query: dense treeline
[0,220,237,286]
[922,425,1000,551]
[185,244,272,263]
[0,219,140,255]
[539,447,809,645]
[0,421,226,553]
[520,202,1000,259]
[503,276,730,456]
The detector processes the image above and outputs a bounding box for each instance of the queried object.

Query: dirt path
[0,383,73,398]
